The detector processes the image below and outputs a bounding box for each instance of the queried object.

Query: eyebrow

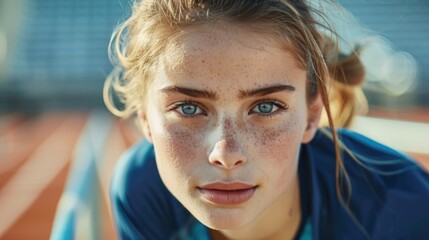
[160,86,218,100]
[238,84,295,99]
[160,84,295,100]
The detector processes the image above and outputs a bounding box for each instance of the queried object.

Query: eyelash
[249,99,288,117]
[168,99,288,118]
[168,100,207,118]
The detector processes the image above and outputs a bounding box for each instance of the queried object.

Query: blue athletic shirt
[110,129,429,240]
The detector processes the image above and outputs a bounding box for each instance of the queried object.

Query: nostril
[210,159,245,169]
[213,160,223,166]
[234,160,244,166]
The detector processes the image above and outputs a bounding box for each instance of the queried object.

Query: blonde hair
[104,0,367,235]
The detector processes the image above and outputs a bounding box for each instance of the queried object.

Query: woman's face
[139,26,321,230]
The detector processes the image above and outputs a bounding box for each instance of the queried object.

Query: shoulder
[310,128,414,159]
[111,140,157,195]
[314,128,429,195]
[303,128,429,239]
[308,128,429,195]
[308,128,425,173]
[110,140,191,239]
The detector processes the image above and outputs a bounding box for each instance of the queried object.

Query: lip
[197,182,257,205]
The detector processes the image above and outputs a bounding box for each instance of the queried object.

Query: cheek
[150,118,203,174]
[249,112,305,188]
[255,114,304,163]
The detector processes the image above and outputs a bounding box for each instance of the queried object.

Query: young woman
[104,0,429,239]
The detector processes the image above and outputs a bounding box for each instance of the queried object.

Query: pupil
[258,103,273,113]
[182,105,197,114]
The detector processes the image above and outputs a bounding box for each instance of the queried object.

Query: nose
[208,119,247,169]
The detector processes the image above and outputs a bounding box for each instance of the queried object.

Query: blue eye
[175,102,205,116]
[256,103,275,113]
[181,104,197,114]
[250,101,287,116]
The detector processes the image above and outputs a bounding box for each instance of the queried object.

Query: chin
[195,208,254,230]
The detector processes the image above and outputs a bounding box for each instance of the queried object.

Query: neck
[210,176,302,240]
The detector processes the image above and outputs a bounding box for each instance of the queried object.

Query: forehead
[154,25,306,91]
[164,24,298,65]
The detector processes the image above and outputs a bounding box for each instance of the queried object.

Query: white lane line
[50,111,113,240]
[0,114,63,175]
[97,121,127,231]
[0,116,83,238]
[351,116,429,155]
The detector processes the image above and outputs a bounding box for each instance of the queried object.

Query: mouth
[197,182,257,206]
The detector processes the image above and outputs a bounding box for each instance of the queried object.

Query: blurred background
[0,0,428,239]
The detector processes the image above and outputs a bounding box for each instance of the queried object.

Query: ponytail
[319,36,368,128]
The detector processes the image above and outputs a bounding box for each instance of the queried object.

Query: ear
[301,93,323,144]
[137,109,153,143]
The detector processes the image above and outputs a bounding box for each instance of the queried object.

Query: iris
[181,104,197,115]
[257,103,274,113]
